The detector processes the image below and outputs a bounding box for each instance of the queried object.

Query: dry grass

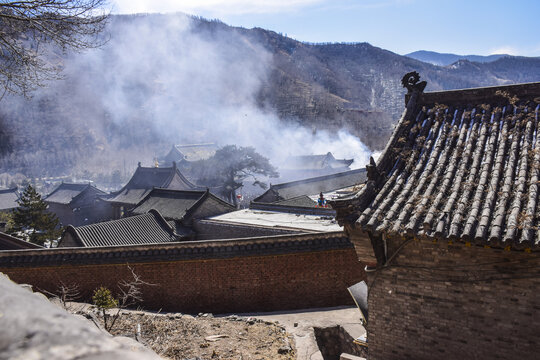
[84,307,296,360]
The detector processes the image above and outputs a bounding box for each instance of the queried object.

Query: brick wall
[366,236,540,360]
[0,234,364,314]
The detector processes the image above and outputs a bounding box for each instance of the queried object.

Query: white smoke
[1,13,373,181]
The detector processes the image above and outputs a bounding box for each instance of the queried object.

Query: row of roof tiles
[332,78,540,250]
[0,232,350,267]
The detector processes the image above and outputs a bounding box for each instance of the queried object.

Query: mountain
[1,13,540,182]
[405,50,510,66]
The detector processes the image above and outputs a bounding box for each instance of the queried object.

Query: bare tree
[93,266,155,332]
[0,0,109,96]
[39,281,82,311]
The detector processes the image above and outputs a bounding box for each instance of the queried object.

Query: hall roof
[254,168,366,203]
[0,231,41,250]
[331,77,540,250]
[131,188,235,221]
[45,183,106,205]
[63,210,183,247]
[107,163,202,206]
[0,187,18,211]
[282,152,353,170]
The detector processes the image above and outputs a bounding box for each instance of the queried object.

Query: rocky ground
[76,305,296,360]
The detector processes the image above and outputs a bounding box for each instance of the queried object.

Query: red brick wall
[366,237,540,360]
[1,248,364,314]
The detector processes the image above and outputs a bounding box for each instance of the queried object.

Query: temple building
[106,162,204,218]
[330,73,540,359]
[59,209,184,247]
[130,188,235,236]
[159,143,219,167]
[279,152,354,181]
[0,187,18,213]
[254,168,366,205]
[44,183,113,227]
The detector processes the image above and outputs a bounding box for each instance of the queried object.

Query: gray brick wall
[366,237,540,360]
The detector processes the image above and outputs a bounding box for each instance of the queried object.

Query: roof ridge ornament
[401,71,427,94]
[366,156,380,183]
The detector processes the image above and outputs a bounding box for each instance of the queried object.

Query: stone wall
[366,236,540,360]
[0,233,364,314]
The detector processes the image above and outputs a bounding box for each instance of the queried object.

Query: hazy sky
[110,0,540,57]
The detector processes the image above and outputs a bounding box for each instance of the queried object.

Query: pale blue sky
[111,0,540,56]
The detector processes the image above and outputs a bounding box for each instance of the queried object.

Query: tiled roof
[274,195,318,208]
[0,187,18,211]
[45,183,105,205]
[131,188,207,220]
[174,143,219,161]
[332,78,540,250]
[107,164,202,206]
[0,232,41,250]
[63,210,182,247]
[282,152,353,170]
[254,168,367,203]
[0,232,352,267]
[161,143,219,164]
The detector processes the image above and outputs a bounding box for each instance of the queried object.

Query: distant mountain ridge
[405,50,511,66]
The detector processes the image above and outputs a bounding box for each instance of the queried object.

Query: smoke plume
[0,13,372,186]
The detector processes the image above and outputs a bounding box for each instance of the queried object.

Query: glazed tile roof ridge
[45,183,105,205]
[0,231,351,267]
[64,209,182,247]
[330,76,540,250]
[0,231,42,250]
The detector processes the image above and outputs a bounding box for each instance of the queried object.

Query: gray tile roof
[332,79,540,250]
[164,143,219,162]
[282,152,353,170]
[0,232,41,250]
[63,210,183,247]
[0,188,18,211]
[254,168,367,203]
[1,232,352,267]
[274,195,318,208]
[131,188,207,220]
[45,183,106,205]
[107,164,202,206]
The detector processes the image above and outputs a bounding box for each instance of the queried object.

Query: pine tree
[11,184,60,245]
[190,145,279,206]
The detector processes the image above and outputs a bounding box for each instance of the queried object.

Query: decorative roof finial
[401,71,427,94]
[366,156,380,182]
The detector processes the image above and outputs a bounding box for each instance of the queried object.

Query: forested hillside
[1,13,539,181]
